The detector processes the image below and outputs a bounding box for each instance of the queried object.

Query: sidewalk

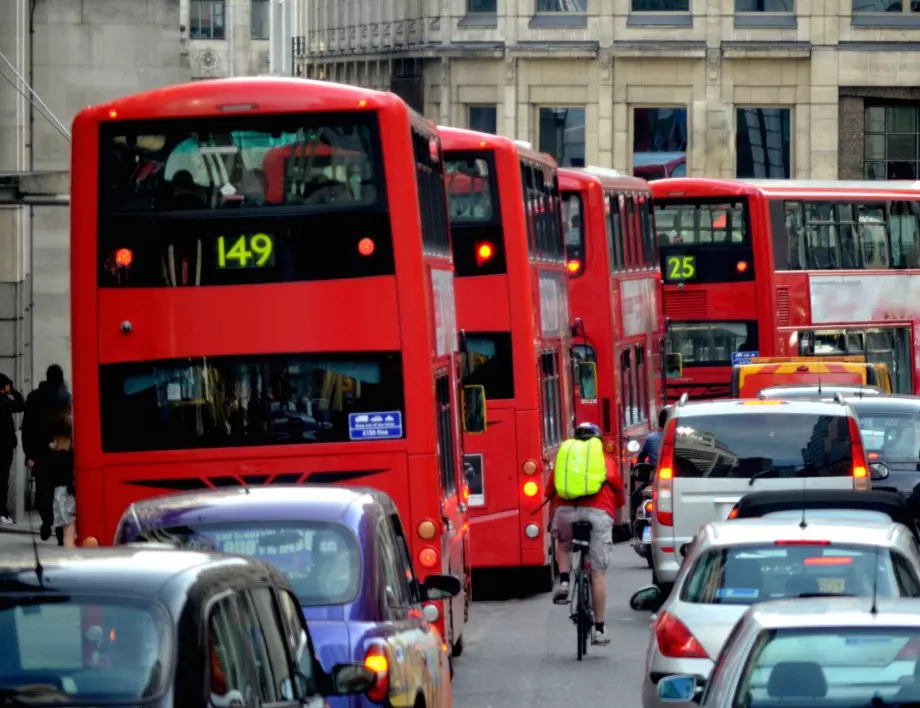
[0,509,43,536]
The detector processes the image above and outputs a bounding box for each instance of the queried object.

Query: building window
[864,105,920,180]
[736,0,794,9]
[537,0,587,9]
[468,0,498,10]
[632,107,687,180]
[251,0,269,40]
[852,0,919,11]
[190,0,226,40]
[538,107,586,167]
[469,105,498,134]
[631,0,690,10]
[736,108,791,179]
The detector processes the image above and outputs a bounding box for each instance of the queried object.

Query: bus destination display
[665,254,696,282]
[217,233,276,268]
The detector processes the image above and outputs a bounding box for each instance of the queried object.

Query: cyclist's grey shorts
[553,506,614,571]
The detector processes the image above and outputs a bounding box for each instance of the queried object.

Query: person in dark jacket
[0,373,25,524]
[22,364,72,540]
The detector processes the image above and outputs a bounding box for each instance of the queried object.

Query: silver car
[649,397,873,594]
[656,596,920,708]
[633,517,920,708]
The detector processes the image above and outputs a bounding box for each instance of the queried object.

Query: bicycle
[569,520,595,661]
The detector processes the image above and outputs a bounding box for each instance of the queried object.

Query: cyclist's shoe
[593,627,611,645]
[552,579,570,604]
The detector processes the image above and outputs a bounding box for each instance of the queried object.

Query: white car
[633,517,920,708]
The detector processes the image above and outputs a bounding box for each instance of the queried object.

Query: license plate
[818,577,846,594]
[641,526,652,544]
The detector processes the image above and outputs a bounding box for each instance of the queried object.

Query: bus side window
[890,201,920,269]
[610,193,624,272]
[836,204,860,270]
[859,204,890,271]
[623,197,635,270]
[785,202,806,270]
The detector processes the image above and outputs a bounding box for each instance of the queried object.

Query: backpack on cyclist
[553,437,606,500]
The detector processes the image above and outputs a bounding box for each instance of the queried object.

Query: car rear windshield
[739,627,920,707]
[99,352,405,453]
[673,412,853,479]
[681,544,916,606]
[0,595,169,702]
[856,411,920,461]
[132,521,360,607]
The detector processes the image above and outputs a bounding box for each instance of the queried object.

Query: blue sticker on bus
[348,412,404,441]
[731,351,760,366]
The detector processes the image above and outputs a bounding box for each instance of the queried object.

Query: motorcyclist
[545,422,626,646]
[636,405,671,467]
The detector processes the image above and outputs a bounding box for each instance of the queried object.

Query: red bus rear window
[99,352,405,453]
[98,114,392,287]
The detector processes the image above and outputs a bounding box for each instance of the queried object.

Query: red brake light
[655,418,678,527]
[475,241,494,266]
[775,540,830,546]
[869,452,880,461]
[736,260,748,273]
[849,418,869,488]
[358,237,375,256]
[804,556,852,566]
[364,645,390,703]
[523,480,539,497]
[655,611,708,659]
[897,637,920,660]
[114,248,133,267]
[567,259,582,274]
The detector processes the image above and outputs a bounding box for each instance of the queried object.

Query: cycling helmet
[573,422,603,441]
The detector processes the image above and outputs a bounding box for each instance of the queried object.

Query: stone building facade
[296,0,920,182]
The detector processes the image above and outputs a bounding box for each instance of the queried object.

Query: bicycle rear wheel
[579,568,591,658]
[575,567,586,661]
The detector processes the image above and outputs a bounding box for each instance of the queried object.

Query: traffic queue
[626,354,920,708]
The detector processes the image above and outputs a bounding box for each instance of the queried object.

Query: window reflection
[633,108,687,180]
[735,108,791,179]
[667,322,756,366]
[100,352,405,452]
[538,108,586,167]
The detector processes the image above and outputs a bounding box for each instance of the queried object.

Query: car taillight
[655,418,677,527]
[849,418,869,490]
[775,539,830,546]
[897,637,920,660]
[727,507,740,520]
[655,611,708,659]
[364,644,389,703]
[419,547,439,569]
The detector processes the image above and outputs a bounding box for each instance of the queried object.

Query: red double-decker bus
[651,178,777,400]
[439,127,572,587]
[558,167,665,477]
[652,177,920,398]
[70,78,470,651]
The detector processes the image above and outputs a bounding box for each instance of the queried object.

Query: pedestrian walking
[0,373,25,524]
[22,364,72,540]
[47,412,75,547]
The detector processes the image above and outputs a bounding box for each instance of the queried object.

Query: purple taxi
[114,486,460,708]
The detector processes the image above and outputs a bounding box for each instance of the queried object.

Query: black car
[842,395,920,500]
[0,546,374,707]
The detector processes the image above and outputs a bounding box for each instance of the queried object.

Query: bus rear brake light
[419,547,439,569]
[114,248,133,267]
[523,480,539,497]
[736,260,748,273]
[567,260,582,274]
[476,241,494,266]
[358,238,375,256]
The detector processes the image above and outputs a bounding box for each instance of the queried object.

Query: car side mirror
[422,574,462,600]
[631,462,654,486]
[577,361,598,400]
[462,385,487,434]
[665,353,683,379]
[657,675,700,703]
[871,462,890,481]
[330,664,376,695]
[630,584,664,612]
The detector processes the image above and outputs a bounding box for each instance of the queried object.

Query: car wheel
[452,634,464,658]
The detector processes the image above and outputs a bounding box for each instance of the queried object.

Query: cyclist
[545,422,626,645]
[636,405,671,467]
